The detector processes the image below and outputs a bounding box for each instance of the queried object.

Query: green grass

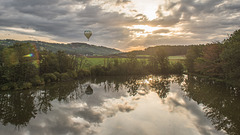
[136,55,150,57]
[84,55,185,67]
[87,58,106,66]
[168,55,186,60]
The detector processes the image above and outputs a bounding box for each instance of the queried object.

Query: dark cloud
[0,0,239,50]
[116,0,131,5]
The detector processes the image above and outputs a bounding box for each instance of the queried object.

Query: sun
[131,0,164,20]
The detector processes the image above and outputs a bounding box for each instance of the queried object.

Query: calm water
[0,75,239,135]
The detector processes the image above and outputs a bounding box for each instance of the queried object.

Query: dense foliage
[90,50,184,76]
[185,29,240,83]
[0,42,184,90]
[0,43,90,90]
[4,29,240,90]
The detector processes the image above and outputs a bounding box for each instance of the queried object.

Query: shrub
[1,84,9,91]
[171,62,184,74]
[90,65,106,76]
[60,73,70,81]
[53,72,61,81]
[42,73,57,83]
[19,82,32,90]
[67,70,78,79]
[77,69,90,78]
[31,75,44,85]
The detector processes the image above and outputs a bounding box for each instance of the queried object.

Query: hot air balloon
[85,85,93,95]
[84,30,92,41]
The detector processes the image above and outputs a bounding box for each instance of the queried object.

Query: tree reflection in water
[0,90,37,129]
[123,75,179,98]
[149,76,170,98]
[182,75,240,135]
[0,80,84,128]
[0,75,239,135]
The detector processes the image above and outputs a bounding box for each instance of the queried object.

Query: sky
[0,0,239,51]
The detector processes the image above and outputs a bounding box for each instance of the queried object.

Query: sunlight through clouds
[0,0,239,50]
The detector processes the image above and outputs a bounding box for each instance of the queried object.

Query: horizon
[0,38,196,52]
[0,0,239,51]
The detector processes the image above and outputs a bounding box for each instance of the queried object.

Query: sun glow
[127,25,167,37]
[132,25,160,33]
[131,0,164,20]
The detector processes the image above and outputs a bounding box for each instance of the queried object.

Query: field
[85,55,185,67]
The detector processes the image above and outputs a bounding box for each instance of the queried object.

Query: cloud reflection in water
[0,76,229,135]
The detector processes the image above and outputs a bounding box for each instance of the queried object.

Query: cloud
[153,29,170,34]
[74,108,104,123]
[117,102,135,112]
[0,0,239,50]
[116,0,131,5]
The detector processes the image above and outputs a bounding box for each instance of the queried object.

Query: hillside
[110,45,193,58]
[0,39,121,56]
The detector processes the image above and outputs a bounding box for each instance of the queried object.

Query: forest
[185,29,240,85]
[0,29,240,90]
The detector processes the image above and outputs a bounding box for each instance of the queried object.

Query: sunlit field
[85,55,185,67]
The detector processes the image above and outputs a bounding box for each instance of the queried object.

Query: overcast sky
[0,0,239,51]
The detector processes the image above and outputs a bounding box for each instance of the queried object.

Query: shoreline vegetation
[1,29,240,90]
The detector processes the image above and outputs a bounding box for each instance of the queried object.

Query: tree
[185,45,203,73]
[149,48,170,74]
[39,50,59,74]
[221,29,240,80]
[194,43,224,77]
[1,43,39,83]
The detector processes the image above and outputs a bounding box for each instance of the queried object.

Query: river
[0,75,239,135]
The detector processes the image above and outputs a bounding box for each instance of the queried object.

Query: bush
[53,72,61,81]
[77,69,90,78]
[1,84,9,91]
[31,75,44,85]
[171,62,184,74]
[19,82,32,90]
[67,70,78,79]
[42,73,57,83]
[90,65,106,76]
[60,73,70,81]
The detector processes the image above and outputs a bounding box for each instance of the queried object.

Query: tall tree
[221,29,240,80]
[149,48,170,74]
[185,45,203,73]
[194,43,224,77]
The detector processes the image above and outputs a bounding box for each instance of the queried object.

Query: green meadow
[85,55,185,67]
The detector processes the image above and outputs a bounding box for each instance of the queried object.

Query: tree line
[120,45,190,57]
[90,50,184,76]
[1,29,239,90]
[0,42,184,90]
[185,29,240,84]
[0,43,90,90]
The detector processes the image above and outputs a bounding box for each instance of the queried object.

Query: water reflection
[0,75,239,135]
[149,76,171,98]
[0,90,37,128]
[182,75,240,135]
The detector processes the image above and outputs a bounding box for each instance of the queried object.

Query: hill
[110,45,193,58]
[0,39,121,56]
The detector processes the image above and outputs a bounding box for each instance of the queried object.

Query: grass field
[85,55,185,67]
[168,55,186,60]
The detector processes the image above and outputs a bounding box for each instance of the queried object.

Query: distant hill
[0,39,121,56]
[111,45,192,58]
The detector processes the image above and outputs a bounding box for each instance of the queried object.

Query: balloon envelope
[84,30,92,41]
